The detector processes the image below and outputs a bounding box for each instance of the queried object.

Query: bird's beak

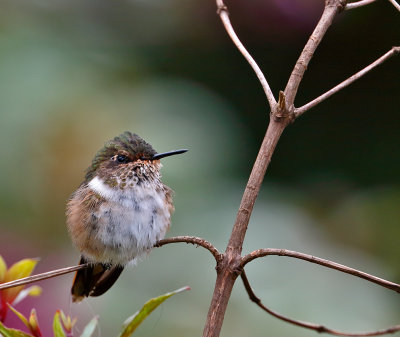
[152,149,188,160]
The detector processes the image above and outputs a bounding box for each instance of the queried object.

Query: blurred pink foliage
[0,256,41,322]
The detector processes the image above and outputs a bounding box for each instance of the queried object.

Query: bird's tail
[71,256,124,302]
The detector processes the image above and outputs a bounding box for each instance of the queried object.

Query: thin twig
[216,0,277,109]
[241,248,400,293]
[0,237,219,291]
[155,236,221,261]
[346,0,400,16]
[203,118,288,337]
[0,264,89,291]
[202,0,399,335]
[295,47,400,117]
[241,271,400,336]
[387,0,400,11]
[345,0,377,9]
[284,0,345,107]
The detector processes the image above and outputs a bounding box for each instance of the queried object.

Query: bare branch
[0,264,89,290]
[284,0,345,107]
[346,0,400,15]
[201,0,399,335]
[388,0,400,11]
[216,0,277,109]
[155,236,221,261]
[241,271,400,336]
[345,0,377,10]
[0,237,218,291]
[0,236,218,291]
[295,47,400,117]
[241,248,400,293]
[202,119,289,337]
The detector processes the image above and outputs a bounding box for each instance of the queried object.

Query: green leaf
[59,310,76,333]
[4,259,39,282]
[28,309,42,337]
[0,321,33,337]
[118,286,190,337]
[13,286,42,306]
[52,311,66,337]
[79,316,98,337]
[59,311,68,330]
[0,255,7,282]
[3,258,39,303]
[7,304,30,329]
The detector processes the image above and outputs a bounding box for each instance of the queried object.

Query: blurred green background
[0,0,399,336]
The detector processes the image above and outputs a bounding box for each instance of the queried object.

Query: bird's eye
[116,154,128,163]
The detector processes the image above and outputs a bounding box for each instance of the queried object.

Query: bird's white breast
[87,175,170,265]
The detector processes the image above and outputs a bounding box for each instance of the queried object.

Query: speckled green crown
[85,132,156,181]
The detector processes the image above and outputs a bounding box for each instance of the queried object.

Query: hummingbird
[66,131,187,302]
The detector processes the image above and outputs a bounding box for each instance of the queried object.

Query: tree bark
[202,116,289,337]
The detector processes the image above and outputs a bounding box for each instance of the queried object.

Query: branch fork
[216,3,227,15]
[271,91,295,123]
[1,236,400,337]
[201,0,400,336]
[1,0,398,337]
